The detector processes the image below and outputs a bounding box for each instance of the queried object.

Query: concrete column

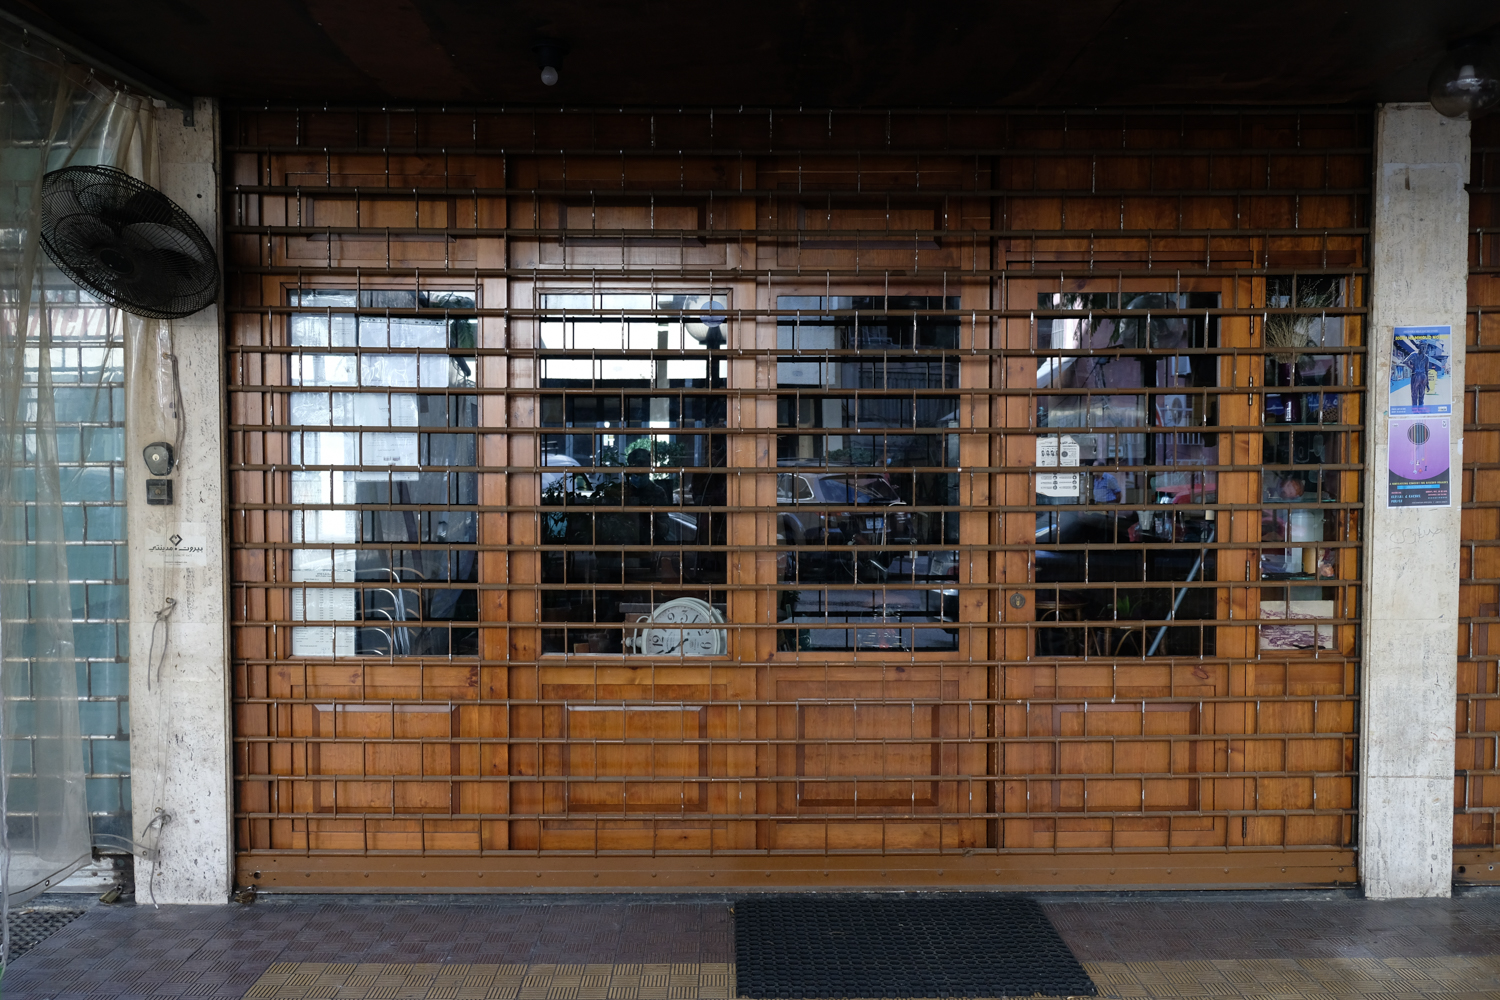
[126,97,231,904]
[1360,103,1470,899]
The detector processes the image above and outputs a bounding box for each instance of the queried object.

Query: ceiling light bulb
[540,65,559,86]
[1428,46,1500,118]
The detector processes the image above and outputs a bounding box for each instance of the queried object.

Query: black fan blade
[40,164,219,319]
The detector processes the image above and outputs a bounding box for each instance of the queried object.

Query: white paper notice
[354,431,420,481]
[292,509,359,544]
[291,548,356,583]
[292,587,357,657]
[361,431,418,464]
[146,523,209,568]
[1036,434,1081,498]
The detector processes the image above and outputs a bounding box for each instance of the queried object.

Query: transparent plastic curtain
[0,23,149,918]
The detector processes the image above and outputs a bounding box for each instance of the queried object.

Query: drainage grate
[7,908,85,962]
[734,895,1096,999]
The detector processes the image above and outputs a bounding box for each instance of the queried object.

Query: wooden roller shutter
[227,108,1367,890]
[1458,114,1500,885]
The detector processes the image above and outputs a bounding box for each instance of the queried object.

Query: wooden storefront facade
[225,107,1368,890]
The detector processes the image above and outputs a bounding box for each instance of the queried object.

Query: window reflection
[1033,292,1219,657]
[1260,277,1347,623]
[537,293,729,655]
[775,296,960,652]
[286,289,479,657]
[538,293,728,388]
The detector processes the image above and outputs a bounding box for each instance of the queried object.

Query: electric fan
[39,164,218,319]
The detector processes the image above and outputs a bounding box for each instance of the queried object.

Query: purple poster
[1387,415,1450,508]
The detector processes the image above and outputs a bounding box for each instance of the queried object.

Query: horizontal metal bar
[226,264,1374,280]
[224,142,1373,158]
[234,744,1353,755]
[235,760,1356,771]
[233,184,1374,200]
[221,307,1372,320]
[227,224,1372,240]
[224,462,1368,478]
[229,849,1359,865]
[228,849,1358,866]
[228,808,1358,821]
[234,594,1361,606]
[231,103,1372,118]
[229,653,1362,667]
[223,506,1360,522]
[227,377,1351,392]
[229,538,1367,552]
[232,693,1358,706]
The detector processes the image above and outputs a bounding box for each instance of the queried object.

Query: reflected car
[775,471,913,548]
[776,471,914,584]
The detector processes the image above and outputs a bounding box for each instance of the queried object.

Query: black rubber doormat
[7,907,85,961]
[734,895,1096,999]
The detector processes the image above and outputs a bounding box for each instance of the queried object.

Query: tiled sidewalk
[5,897,731,998]
[1086,956,1500,998]
[6,892,1500,999]
[242,962,734,999]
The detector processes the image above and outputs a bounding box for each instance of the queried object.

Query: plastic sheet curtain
[0,24,148,909]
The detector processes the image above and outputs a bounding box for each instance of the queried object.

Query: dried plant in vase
[1264,278,1339,366]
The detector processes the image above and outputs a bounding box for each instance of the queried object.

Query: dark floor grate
[734,895,1096,999]
[7,908,85,962]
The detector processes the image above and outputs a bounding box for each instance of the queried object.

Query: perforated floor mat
[8,907,85,962]
[734,895,1096,999]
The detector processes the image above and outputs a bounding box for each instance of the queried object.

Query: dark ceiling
[12,0,1500,109]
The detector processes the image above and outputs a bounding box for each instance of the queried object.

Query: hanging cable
[141,809,170,908]
[161,322,185,461]
[146,597,176,692]
[145,596,177,906]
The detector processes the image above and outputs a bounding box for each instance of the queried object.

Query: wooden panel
[235,849,1358,891]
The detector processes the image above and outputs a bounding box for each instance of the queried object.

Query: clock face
[638,599,723,656]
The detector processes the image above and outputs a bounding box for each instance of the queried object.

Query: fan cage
[39,164,218,320]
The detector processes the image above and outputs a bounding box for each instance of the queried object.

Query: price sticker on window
[1036,434,1081,497]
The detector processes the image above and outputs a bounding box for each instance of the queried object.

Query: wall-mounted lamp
[534,39,568,87]
[1429,44,1499,119]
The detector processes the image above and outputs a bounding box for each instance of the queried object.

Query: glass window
[286,289,479,657]
[775,296,960,652]
[538,292,727,388]
[1033,292,1220,657]
[537,292,729,655]
[1260,276,1350,620]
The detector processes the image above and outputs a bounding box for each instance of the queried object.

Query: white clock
[629,598,726,656]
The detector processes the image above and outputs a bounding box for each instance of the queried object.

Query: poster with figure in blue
[1390,325,1452,415]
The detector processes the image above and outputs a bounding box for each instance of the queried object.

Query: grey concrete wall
[1360,103,1470,899]
[125,97,232,905]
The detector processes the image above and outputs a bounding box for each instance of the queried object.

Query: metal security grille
[226,108,1367,890]
[1458,115,1500,884]
[16,289,132,855]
